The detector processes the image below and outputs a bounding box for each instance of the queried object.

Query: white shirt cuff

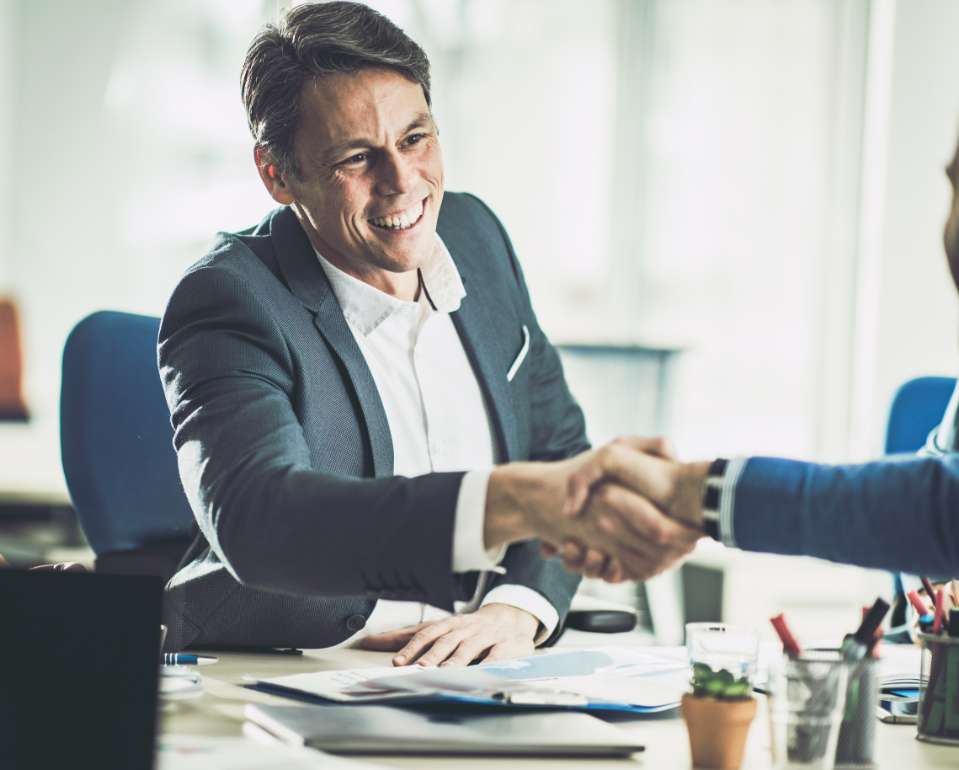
[718,457,749,547]
[452,469,506,574]
[481,584,559,646]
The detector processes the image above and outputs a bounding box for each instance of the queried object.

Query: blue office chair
[58,311,634,633]
[60,311,195,576]
[883,376,957,455]
[883,375,956,630]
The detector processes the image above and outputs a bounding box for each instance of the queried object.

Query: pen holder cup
[769,652,848,770]
[833,655,878,768]
[917,632,959,745]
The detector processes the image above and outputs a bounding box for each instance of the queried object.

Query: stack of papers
[878,643,923,694]
[255,646,691,714]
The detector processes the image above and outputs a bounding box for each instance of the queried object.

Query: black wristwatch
[700,457,728,541]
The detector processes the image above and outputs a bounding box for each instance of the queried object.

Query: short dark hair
[241,1,432,177]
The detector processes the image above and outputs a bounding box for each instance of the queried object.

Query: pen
[839,598,889,662]
[932,589,946,634]
[862,606,882,657]
[907,590,930,616]
[163,653,218,666]
[921,576,937,601]
[949,608,959,637]
[770,613,802,658]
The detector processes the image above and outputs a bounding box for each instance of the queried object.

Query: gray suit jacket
[158,193,586,650]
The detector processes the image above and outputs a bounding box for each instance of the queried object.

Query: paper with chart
[256,646,691,711]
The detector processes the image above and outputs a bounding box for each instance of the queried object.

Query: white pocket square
[507,325,530,382]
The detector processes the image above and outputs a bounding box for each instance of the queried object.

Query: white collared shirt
[315,238,558,644]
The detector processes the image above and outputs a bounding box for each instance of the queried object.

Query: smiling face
[945,135,959,292]
[257,67,443,298]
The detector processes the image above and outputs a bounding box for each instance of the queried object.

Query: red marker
[771,613,802,658]
[932,589,946,634]
[907,590,930,616]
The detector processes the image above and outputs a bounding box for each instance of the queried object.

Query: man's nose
[374,149,416,196]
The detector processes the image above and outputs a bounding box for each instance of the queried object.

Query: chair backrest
[883,375,957,455]
[0,297,29,421]
[60,311,195,558]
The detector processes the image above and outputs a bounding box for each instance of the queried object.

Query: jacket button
[346,614,366,632]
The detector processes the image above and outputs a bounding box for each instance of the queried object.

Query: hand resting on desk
[358,602,538,667]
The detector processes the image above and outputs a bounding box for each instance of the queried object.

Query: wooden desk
[161,648,956,769]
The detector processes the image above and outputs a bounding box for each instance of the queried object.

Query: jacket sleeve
[158,254,464,610]
[463,195,587,640]
[731,454,959,576]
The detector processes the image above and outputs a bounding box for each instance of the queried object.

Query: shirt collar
[314,236,466,336]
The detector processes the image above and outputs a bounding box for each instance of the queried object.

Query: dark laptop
[0,570,163,768]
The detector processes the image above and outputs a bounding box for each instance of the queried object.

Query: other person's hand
[358,603,539,667]
[539,437,708,582]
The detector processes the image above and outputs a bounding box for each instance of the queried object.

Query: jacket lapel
[269,207,394,477]
[439,222,520,464]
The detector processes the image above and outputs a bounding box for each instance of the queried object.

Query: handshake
[486,437,712,582]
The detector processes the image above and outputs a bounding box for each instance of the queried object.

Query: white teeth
[369,200,423,230]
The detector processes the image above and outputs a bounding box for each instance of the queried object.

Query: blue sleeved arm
[729,454,959,576]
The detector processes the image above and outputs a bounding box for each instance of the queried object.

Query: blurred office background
[0,0,956,644]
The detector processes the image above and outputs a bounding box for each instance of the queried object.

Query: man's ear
[254,146,295,205]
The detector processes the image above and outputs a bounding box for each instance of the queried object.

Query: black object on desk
[0,571,163,769]
[565,609,637,634]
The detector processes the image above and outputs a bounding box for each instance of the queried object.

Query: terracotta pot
[681,693,757,770]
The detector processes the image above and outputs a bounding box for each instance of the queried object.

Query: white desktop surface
[160,647,955,769]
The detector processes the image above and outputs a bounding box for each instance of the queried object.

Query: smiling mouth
[368,198,425,232]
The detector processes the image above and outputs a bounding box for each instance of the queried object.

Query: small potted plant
[681,663,757,770]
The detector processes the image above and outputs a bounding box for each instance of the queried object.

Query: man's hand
[484,438,706,583]
[543,438,711,581]
[358,603,539,667]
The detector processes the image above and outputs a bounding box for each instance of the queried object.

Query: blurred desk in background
[557,340,683,444]
[0,420,69,504]
[0,420,84,565]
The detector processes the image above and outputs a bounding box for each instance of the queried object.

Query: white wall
[0,0,13,289]
[850,0,959,457]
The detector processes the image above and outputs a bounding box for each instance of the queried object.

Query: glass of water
[685,623,760,691]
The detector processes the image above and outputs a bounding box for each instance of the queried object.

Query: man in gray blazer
[159,2,698,660]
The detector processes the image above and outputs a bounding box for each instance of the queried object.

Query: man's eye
[341,153,368,166]
[405,133,426,146]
